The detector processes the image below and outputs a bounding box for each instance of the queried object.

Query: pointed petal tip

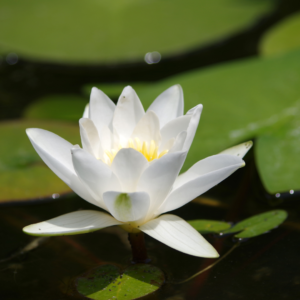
[121,85,134,95]
[25,127,41,137]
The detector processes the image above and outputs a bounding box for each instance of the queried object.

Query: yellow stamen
[158,149,169,158]
[128,138,134,148]
[149,140,155,158]
[103,137,169,164]
[105,150,114,162]
[135,137,142,152]
[142,141,148,159]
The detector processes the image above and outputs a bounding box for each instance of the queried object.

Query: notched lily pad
[76,264,164,300]
[0,120,80,204]
[23,95,87,122]
[188,219,230,234]
[224,210,288,238]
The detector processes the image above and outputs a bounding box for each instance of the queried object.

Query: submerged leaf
[188,220,230,234]
[76,264,164,300]
[224,210,288,238]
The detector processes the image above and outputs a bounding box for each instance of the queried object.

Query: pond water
[0,166,299,300]
[1,1,300,299]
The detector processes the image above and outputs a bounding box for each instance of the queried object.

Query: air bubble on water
[52,193,60,199]
[144,51,161,64]
[275,193,280,198]
[6,53,18,65]
[289,190,294,195]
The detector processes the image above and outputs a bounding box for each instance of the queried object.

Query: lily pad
[0,120,80,204]
[109,49,300,195]
[76,264,164,300]
[188,220,230,234]
[23,95,87,122]
[0,0,272,63]
[224,210,287,238]
[255,104,300,193]
[260,12,300,57]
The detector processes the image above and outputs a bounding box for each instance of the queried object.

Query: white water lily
[24,85,252,258]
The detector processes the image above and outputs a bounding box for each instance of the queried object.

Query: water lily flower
[24,85,252,258]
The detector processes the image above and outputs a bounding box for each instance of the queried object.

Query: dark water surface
[0,167,299,300]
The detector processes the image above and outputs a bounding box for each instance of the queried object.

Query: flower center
[105,137,168,164]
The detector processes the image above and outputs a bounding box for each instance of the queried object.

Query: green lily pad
[188,220,230,234]
[224,210,288,238]
[0,120,80,204]
[23,95,87,122]
[76,264,164,300]
[255,104,300,193]
[260,12,300,57]
[0,0,272,63]
[110,49,300,186]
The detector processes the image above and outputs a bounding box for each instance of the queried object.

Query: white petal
[112,86,145,144]
[140,214,219,257]
[89,87,115,132]
[160,138,175,153]
[158,155,245,214]
[82,104,89,118]
[220,141,253,158]
[26,128,74,184]
[131,111,161,145]
[103,191,150,222]
[111,148,148,193]
[71,147,121,209]
[137,151,187,218]
[79,118,103,159]
[183,104,203,152]
[169,131,187,153]
[147,85,184,128]
[23,210,121,236]
[160,115,191,151]
[26,129,100,206]
[98,125,113,152]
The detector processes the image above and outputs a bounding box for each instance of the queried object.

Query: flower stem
[128,231,149,263]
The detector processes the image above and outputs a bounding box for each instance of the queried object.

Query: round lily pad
[224,210,287,238]
[76,264,164,300]
[103,49,300,196]
[188,220,230,234]
[260,12,300,57]
[0,120,80,204]
[23,95,87,122]
[0,0,272,63]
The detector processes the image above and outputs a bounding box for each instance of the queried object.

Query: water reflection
[144,51,161,64]
[6,53,18,65]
